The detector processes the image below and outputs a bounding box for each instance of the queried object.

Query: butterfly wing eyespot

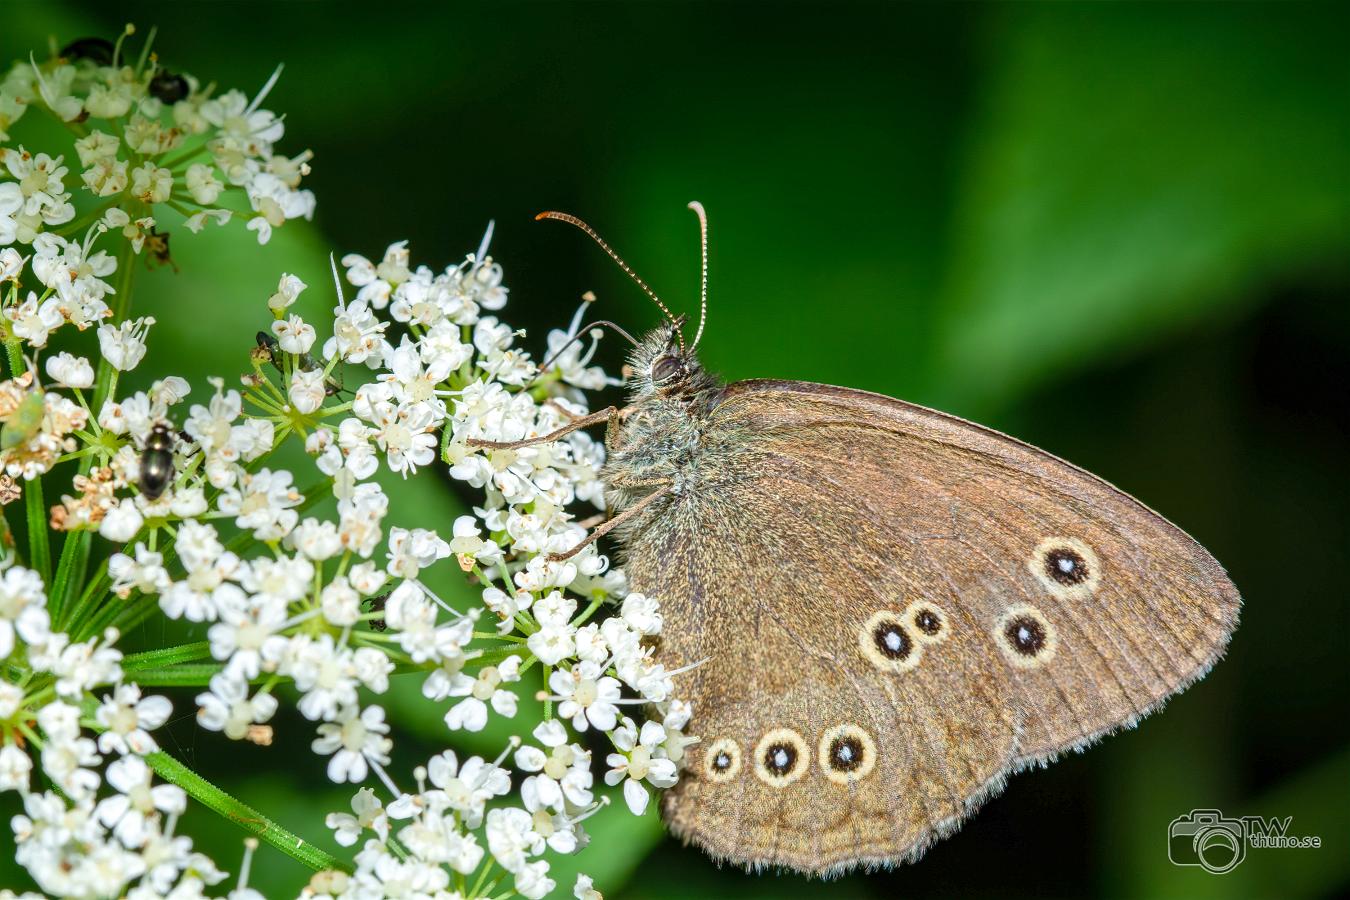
[753,728,809,787]
[1029,536,1102,600]
[859,610,922,672]
[904,601,949,645]
[995,603,1059,669]
[701,737,742,783]
[818,724,878,785]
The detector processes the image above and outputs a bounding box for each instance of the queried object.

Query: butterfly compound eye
[650,355,683,384]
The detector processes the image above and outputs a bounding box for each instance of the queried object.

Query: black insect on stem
[139,422,176,500]
[254,331,345,397]
[59,37,115,65]
[149,70,190,104]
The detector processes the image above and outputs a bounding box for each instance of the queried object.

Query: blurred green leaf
[935,3,1350,413]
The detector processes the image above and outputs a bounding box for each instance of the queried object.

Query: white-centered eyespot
[753,728,809,788]
[702,737,742,783]
[904,600,949,645]
[859,610,922,673]
[818,723,878,785]
[994,603,1059,669]
[1029,536,1102,600]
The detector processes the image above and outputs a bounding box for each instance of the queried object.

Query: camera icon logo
[1168,809,1247,874]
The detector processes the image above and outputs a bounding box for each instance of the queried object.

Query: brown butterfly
[470,203,1240,875]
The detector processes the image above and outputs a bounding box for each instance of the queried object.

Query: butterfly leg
[546,482,672,562]
[465,405,620,450]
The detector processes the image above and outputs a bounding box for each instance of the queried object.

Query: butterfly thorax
[601,325,750,529]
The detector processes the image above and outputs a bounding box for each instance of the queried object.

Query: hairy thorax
[601,380,758,549]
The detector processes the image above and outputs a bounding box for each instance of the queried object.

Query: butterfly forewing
[619,379,1239,874]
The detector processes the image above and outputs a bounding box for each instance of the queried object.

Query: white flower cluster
[1,25,312,282]
[0,566,237,898]
[1,26,687,900]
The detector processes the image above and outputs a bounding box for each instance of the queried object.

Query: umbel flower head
[0,25,688,900]
[1,23,313,261]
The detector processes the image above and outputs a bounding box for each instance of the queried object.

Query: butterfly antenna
[687,200,709,350]
[537,320,639,373]
[535,210,686,352]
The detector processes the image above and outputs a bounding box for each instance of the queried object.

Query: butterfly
[470,203,1240,875]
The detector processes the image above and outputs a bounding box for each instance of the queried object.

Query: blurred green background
[3,1,1348,897]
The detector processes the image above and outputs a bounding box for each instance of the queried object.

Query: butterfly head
[626,316,714,400]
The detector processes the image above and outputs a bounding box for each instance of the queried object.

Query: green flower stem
[103,592,162,638]
[467,859,496,899]
[48,530,91,630]
[129,659,431,688]
[541,663,552,720]
[24,472,51,585]
[121,640,212,670]
[127,663,223,687]
[52,238,137,623]
[144,750,349,874]
[57,555,108,635]
[92,238,138,410]
[572,593,607,627]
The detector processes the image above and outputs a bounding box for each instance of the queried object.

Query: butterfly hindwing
[620,379,1239,874]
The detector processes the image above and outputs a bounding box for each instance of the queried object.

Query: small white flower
[94,684,172,756]
[44,351,94,388]
[96,754,186,848]
[605,719,679,815]
[442,656,521,732]
[325,787,388,847]
[186,162,224,205]
[195,671,278,740]
[386,526,450,580]
[319,575,360,626]
[208,594,290,680]
[96,316,155,371]
[5,291,63,347]
[0,246,25,281]
[107,544,171,598]
[128,162,173,204]
[575,873,602,900]
[312,704,392,784]
[271,312,315,353]
[288,517,343,561]
[551,660,621,732]
[621,592,663,635]
[99,498,145,542]
[268,272,307,310]
[526,591,578,665]
[289,367,325,414]
[0,744,32,792]
[216,467,302,540]
[516,719,594,813]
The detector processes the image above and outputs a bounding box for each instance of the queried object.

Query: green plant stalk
[48,530,91,631]
[51,237,138,623]
[121,640,213,671]
[145,750,349,874]
[130,658,430,688]
[128,664,226,687]
[25,474,51,586]
[2,339,51,581]
[58,556,110,636]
